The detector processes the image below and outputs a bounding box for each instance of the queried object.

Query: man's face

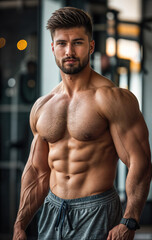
[51,27,94,74]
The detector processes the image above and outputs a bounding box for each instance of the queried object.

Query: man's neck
[60,65,93,97]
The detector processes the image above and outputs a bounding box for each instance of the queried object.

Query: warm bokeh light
[117,24,140,37]
[117,39,140,62]
[0,37,6,48]
[17,39,27,50]
[106,37,116,57]
[106,37,141,71]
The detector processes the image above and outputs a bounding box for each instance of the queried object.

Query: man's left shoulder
[96,86,138,105]
[112,88,140,109]
[96,86,140,122]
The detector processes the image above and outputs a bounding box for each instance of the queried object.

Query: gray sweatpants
[38,187,122,240]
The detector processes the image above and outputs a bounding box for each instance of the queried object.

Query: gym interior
[0,0,152,239]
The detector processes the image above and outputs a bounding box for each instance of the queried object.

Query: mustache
[63,57,79,62]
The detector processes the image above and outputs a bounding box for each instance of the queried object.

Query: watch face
[120,218,140,230]
[128,218,139,230]
[129,219,136,229]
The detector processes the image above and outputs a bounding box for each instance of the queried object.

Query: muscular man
[13,7,151,240]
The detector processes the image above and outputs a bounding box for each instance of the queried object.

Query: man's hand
[107,224,135,240]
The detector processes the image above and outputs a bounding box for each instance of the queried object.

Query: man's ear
[90,40,95,55]
[51,42,54,54]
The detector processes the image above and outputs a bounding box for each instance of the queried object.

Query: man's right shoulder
[31,83,62,115]
[30,84,61,132]
[29,93,52,133]
[32,93,53,114]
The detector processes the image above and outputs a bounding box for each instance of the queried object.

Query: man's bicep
[110,114,151,167]
[27,97,50,174]
[23,134,50,176]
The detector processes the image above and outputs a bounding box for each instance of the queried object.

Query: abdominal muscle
[48,136,118,199]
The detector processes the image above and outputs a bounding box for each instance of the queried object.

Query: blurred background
[0,0,152,239]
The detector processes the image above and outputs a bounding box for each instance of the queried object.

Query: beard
[55,53,90,74]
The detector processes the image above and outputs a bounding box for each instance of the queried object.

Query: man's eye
[58,42,66,46]
[74,42,82,45]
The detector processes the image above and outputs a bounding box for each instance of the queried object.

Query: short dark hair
[46,7,93,40]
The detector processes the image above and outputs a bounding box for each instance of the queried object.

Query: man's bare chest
[36,94,108,143]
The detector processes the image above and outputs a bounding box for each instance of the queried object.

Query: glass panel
[0,2,39,238]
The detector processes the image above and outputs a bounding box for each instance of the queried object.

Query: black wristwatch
[120,218,140,230]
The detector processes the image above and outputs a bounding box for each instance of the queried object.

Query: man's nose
[65,44,75,56]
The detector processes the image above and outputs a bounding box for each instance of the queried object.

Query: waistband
[47,187,119,208]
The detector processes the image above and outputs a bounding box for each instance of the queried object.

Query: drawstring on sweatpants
[55,201,73,239]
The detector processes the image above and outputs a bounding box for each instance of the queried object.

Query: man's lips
[65,60,76,63]
[63,58,78,63]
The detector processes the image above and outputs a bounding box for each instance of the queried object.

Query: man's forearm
[123,161,151,222]
[14,165,50,230]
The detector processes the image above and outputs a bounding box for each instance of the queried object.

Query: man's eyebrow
[55,38,85,43]
[56,39,66,43]
[72,38,84,41]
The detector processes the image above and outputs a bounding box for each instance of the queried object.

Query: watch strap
[120,218,140,230]
[120,218,128,225]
